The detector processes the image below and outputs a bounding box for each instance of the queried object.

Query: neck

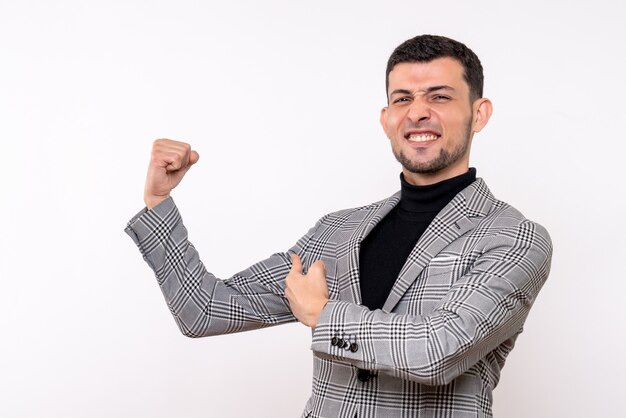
[402,162,470,186]
[398,168,476,212]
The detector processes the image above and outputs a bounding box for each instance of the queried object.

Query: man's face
[380,57,491,185]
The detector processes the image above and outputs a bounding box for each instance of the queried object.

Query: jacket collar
[336,178,495,310]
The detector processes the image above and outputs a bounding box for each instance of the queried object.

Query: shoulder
[317,191,400,226]
[472,180,552,255]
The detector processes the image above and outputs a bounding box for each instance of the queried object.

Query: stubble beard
[393,119,473,174]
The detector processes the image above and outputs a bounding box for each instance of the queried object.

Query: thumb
[289,253,303,274]
[172,150,199,177]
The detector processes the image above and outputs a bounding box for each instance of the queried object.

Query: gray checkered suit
[126,178,552,418]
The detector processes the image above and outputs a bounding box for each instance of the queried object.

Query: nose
[407,100,431,123]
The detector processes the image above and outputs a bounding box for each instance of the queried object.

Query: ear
[380,106,390,138]
[471,98,493,133]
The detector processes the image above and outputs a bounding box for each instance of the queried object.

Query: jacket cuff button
[331,336,338,346]
[349,343,358,353]
[357,368,373,382]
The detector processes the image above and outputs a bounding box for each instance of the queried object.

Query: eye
[432,95,451,102]
[392,97,411,104]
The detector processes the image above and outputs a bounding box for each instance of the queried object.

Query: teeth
[408,134,438,142]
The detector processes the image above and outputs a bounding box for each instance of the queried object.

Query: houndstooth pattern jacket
[125,178,552,418]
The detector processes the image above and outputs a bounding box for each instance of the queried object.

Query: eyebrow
[389,85,456,97]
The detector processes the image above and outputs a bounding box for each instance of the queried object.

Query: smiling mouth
[406,133,440,142]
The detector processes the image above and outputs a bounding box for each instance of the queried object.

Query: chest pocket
[398,253,472,315]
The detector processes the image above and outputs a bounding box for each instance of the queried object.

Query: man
[126,35,552,418]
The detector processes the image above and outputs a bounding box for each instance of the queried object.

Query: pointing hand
[284,253,330,329]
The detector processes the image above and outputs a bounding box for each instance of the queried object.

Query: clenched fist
[144,139,199,209]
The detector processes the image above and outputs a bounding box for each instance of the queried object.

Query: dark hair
[386,35,484,102]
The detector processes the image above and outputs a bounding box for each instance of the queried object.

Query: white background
[1,1,624,417]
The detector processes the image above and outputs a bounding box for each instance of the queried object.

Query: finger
[189,150,200,165]
[161,151,186,171]
[152,139,185,161]
[283,285,296,308]
[169,150,198,172]
[167,153,198,179]
[290,253,303,273]
[152,139,196,166]
[153,138,190,151]
[168,163,194,184]
[309,260,326,276]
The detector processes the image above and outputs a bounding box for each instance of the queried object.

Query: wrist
[310,298,330,329]
[144,194,170,210]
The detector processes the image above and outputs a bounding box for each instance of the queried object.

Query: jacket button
[349,343,358,352]
[331,337,338,346]
[337,338,344,347]
[357,369,374,382]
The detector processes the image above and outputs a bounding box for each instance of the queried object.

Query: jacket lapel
[382,179,494,313]
[335,192,400,305]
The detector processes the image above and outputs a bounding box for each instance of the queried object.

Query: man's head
[386,34,484,103]
[381,35,493,185]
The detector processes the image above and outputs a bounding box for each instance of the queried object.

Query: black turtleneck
[359,168,477,310]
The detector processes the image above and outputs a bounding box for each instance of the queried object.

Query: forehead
[387,57,468,93]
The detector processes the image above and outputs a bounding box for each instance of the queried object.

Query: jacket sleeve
[310,220,552,386]
[125,197,320,337]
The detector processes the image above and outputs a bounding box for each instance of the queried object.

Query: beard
[393,119,472,174]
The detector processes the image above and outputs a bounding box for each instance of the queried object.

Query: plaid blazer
[125,178,552,418]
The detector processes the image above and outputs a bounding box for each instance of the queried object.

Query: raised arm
[126,139,321,337]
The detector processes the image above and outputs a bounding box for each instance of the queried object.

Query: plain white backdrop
[1,1,624,417]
